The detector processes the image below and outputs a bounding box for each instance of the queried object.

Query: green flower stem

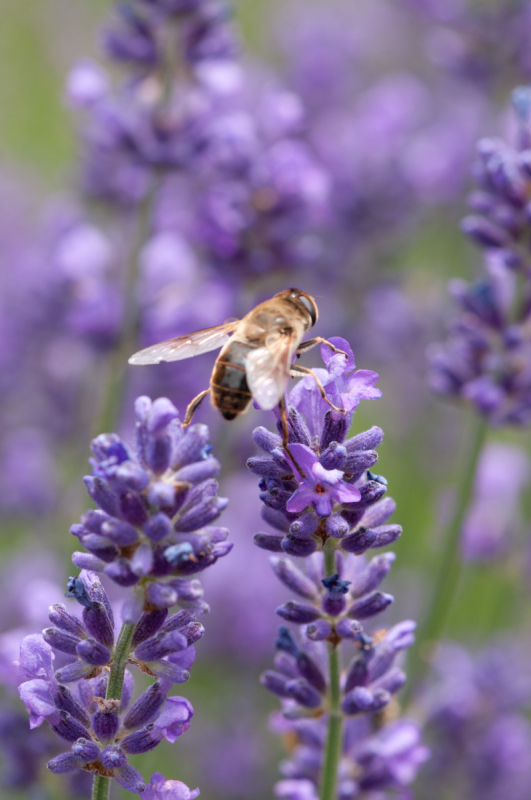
[91,775,110,800]
[107,622,136,700]
[95,186,156,436]
[320,540,343,800]
[91,623,136,800]
[405,414,488,706]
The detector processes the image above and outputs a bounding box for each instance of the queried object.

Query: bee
[128,288,346,466]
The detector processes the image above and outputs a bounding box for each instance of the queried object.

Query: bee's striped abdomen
[211,341,254,420]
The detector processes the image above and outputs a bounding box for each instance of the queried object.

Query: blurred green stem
[91,623,135,800]
[320,540,343,800]
[95,181,157,435]
[405,413,488,706]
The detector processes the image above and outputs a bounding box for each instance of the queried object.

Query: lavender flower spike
[248,336,426,799]
[73,396,231,622]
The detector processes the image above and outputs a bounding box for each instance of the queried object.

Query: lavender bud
[254,532,284,551]
[114,762,146,794]
[269,556,319,599]
[82,602,114,648]
[278,407,311,445]
[48,604,86,638]
[120,724,162,754]
[325,514,349,539]
[52,711,92,743]
[348,591,394,619]
[55,660,95,682]
[148,482,177,507]
[101,519,139,546]
[47,752,79,774]
[282,535,318,557]
[341,686,373,714]
[261,506,290,533]
[115,462,150,492]
[461,215,509,248]
[253,426,282,453]
[285,678,322,708]
[104,559,140,587]
[341,527,378,554]
[100,745,127,769]
[343,450,379,480]
[361,498,396,528]
[353,553,396,597]
[80,533,118,562]
[120,492,148,526]
[319,442,346,470]
[289,513,319,538]
[72,552,106,571]
[146,582,178,609]
[84,476,119,517]
[370,524,402,547]
[132,609,169,647]
[306,620,332,641]
[172,424,210,468]
[72,738,100,762]
[175,496,229,532]
[55,685,91,727]
[131,543,154,577]
[135,630,188,661]
[344,658,369,692]
[76,638,112,666]
[123,682,167,730]
[296,653,326,693]
[42,628,81,655]
[144,512,172,542]
[276,601,322,624]
[367,643,396,682]
[146,436,172,474]
[160,610,194,633]
[93,709,120,743]
[260,670,291,697]
[375,667,407,694]
[179,621,204,646]
[345,426,384,452]
[320,410,350,450]
[335,619,363,640]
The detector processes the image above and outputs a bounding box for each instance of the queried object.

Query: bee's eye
[298,294,318,326]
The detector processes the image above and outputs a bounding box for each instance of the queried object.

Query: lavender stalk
[404,414,487,701]
[248,337,429,799]
[16,395,231,797]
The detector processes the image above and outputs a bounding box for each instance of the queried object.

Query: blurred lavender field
[2,0,531,798]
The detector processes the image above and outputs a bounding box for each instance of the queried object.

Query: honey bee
[128,288,346,463]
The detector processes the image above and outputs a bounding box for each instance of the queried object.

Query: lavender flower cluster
[17,574,195,793]
[428,89,531,424]
[14,394,232,795]
[72,395,231,623]
[247,338,428,798]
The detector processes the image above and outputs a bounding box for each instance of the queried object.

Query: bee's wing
[245,333,296,410]
[128,321,240,365]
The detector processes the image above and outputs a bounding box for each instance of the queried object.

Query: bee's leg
[290,365,346,414]
[296,338,348,358]
[278,396,306,478]
[183,388,211,427]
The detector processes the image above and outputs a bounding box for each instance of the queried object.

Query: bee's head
[278,288,319,328]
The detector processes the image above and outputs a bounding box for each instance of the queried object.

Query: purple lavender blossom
[71,396,231,622]
[144,772,200,799]
[16,571,196,793]
[421,638,531,800]
[247,336,426,796]
[428,90,531,424]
